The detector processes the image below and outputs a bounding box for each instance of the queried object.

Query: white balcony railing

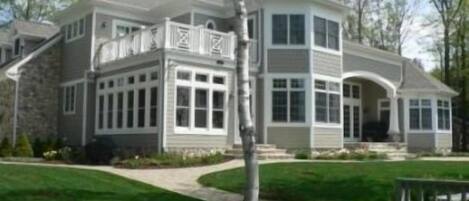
[99,19,237,65]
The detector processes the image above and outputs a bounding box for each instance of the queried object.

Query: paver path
[0,159,301,201]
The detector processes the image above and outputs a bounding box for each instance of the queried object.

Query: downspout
[12,76,19,146]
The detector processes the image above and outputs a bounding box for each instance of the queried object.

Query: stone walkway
[0,159,301,201]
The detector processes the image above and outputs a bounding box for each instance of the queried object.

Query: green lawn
[0,164,199,201]
[199,161,469,201]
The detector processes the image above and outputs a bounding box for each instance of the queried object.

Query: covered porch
[342,71,403,144]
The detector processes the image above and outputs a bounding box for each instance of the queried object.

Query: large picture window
[438,100,451,130]
[272,14,305,45]
[271,78,306,123]
[409,99,432,130]
[315,80,341,124]
[96,69,159,134]
[314,16,340,50]
[175,69,228,134]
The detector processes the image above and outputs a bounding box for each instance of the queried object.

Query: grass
[199,161,469,201]
[0,164,200,201]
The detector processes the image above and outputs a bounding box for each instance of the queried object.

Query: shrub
[14,134,34,157]
[85,137,116,165]
[0,138,13,157]
[43,138,55,152]
[114,152,228,169]
[43,150,58,161]
[57,147,72,161]
[54,138,65,150]
[313,149,388,161]
[294,152,311,160]
[32,138,44,158]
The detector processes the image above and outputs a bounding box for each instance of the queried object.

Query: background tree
[342,0,370,44]
[0,0,76,23]
[232,0,259,201]
[431,0,464,84]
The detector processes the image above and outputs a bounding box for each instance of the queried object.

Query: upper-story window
[113,20,144,38]
[13,38,22,57]
[205,20,217,30]
[314,16,340,50]
[272,14,305,45]
[65,17,85,42]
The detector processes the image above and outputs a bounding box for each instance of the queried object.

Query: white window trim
[174,66,229,136]
[408,98,433,132]
[314,77,342,127]
[377,98,390,121]
[270,78,307,124]
[437,98,452,132]
[112,19,146,38]
[271,13,307,47]
[63,84,77,115]
[312,15,341,53]
[95,67,159,135]
[65,17,86,43]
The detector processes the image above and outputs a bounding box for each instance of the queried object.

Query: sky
[401,1,440,72]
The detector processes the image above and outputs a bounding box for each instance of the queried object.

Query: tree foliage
[0,0,76,23]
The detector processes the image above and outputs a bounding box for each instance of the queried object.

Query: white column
[388,96,400,142]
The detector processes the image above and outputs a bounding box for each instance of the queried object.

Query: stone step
[225,148,288,155]
[227,144,294,160]
[226,153,294,160]
[232,144,277,149]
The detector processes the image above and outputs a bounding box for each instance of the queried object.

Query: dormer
[8,20,59,58]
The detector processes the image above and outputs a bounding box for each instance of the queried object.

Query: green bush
[313,150,387,161]
[113,152,228,169]
[14,134,34,157]
[43,137,55,152]
[294,152,311,160]
[32,138,44,158]
[0,138,13,157]
[57,147,72,161]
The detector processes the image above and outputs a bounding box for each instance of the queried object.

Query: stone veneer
[0,79,15,139]
[14,45,61,140]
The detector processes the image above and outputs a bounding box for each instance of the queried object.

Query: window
[205,20,217,30]
[378,99,390,129]
[113,20,144,38]
[65,17,86,42]
[176,87,191,127]
[248,18,255,39]
[272,14,305,45]
[409,99,432,130]
[14,38,22,56]
[96,69,159,134]
[314,16,340,50]
[175,69,228,133]
[438,100,451,130]
[271,78,306,123]
[315,80,341,124]
[63,85,76,114]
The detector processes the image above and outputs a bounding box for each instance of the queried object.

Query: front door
[343,82,361,142]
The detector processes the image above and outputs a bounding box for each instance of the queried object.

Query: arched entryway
[342,71,400,142]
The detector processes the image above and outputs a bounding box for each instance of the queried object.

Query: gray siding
[172,13,191,24]
[407,133,435,152]
[85,81,96,144]
[313,51,341,77]
[343,53,401,83]
[267,49,309,73]
[61,14,93,81]
[100,60,160,77]
[313,127,342,148]
[267,127,310,149]
[436,133,452,149]
[164,64,233,149]
[58,83,84,146]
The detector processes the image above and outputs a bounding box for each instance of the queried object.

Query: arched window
[205,20,217,30]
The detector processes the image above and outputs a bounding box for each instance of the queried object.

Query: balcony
[98,19,245,66]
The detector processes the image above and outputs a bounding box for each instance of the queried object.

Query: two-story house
[0,0,457,154]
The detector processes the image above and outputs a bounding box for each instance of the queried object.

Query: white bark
[232,0,259,201]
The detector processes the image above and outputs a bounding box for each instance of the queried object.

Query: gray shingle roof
[11,20,59,39]
[399,61,458,96]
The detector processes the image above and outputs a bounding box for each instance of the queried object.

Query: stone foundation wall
[16,45,61,140]
[0,80,15,139]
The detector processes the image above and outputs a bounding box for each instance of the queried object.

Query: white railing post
[229,31,236,60]
[164,18,171,49]
[199,26,205,55]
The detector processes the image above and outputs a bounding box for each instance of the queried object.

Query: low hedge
[113,152,230,169]
[295,150,388,161]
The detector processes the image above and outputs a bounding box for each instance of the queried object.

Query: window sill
[174,128,227,136]
[408,130,434,134]
[95,128,158,135]
[314,123,341,129]
[312,46,341,56]
[267,122,308,127]
[436,130,452,134]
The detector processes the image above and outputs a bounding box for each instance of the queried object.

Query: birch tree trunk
[232,0,260,201]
